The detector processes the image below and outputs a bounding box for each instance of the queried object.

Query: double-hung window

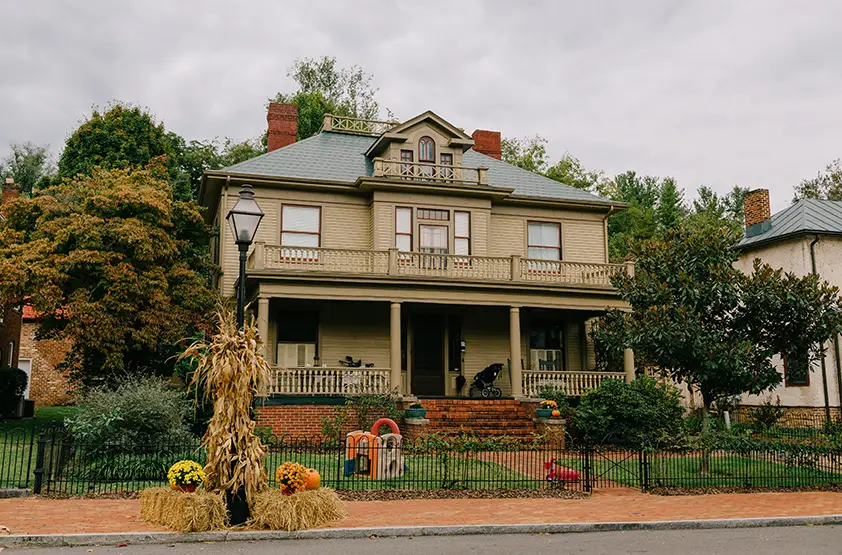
[527,221,561,273]
[281,205,321,259]
[440,153,453,179]
[400,150,414,177]
[395,207,413,252]
[454,211,471,256]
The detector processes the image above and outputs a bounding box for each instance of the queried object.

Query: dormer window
[418,137,435,163]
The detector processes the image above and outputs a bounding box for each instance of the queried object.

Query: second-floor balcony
[372,157,488,186]
[248,243,630,289]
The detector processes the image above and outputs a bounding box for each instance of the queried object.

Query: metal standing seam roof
[221,130,616,205]
[736,199,842,249]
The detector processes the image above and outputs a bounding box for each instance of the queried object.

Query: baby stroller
[468,363,503,398]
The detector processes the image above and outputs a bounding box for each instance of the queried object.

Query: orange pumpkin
[304,468,321,490]
[551,410,561,417]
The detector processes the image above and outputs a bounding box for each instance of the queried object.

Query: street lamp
[226,184,264,328]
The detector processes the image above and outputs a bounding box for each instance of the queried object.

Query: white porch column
[509,306,524,398]
[624,348,635,383]
[390,302,402,395]
[257,297,270,360]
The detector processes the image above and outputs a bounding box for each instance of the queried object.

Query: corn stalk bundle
[179,307,270,506]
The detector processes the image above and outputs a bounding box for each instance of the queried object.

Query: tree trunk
[700,399,712,475]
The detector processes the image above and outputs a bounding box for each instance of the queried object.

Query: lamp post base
[226,486,249,526]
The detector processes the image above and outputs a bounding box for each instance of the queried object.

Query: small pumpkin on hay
[168,460,205,493]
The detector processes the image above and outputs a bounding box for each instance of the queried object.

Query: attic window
[419,137,435,163]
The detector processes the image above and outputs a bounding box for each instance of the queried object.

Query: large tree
[793,158,842,201]
[0,142,55,196]
[270,56,384,141]
[501,135,605,191]
[57,103,186,197]
[0,164,218,387]
[605,226,842,425]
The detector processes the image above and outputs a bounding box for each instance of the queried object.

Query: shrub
[572,376,685,447]
[749,396,785,432]
[0,365,28,416]
[345,393,403,434]
[65,375,192,454]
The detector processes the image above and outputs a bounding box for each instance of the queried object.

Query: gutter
[810,235,832,423]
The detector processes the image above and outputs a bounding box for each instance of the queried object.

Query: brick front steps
[256,398,542,439]
[410,399,540,438]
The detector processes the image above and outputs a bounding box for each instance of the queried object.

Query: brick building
[19,304,73,405]
[0,179,22,376]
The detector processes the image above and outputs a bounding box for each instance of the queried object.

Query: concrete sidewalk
[2,489,842,537]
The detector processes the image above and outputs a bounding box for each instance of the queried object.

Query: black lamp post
[223,184,264,526]
[226,184,264,328]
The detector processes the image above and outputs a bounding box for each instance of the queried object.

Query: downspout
[810,235,832,423]
[834,335,842,422]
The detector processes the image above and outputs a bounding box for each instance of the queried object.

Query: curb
[2,515,842,548]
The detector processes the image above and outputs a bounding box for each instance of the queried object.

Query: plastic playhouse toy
[344,418,406,480]
[544,457,580,484]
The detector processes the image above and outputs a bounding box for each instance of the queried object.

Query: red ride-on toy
[544,457,580,486]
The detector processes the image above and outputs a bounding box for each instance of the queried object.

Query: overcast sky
[2,1,841,211]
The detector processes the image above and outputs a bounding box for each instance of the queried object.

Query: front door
[412,314,445,396]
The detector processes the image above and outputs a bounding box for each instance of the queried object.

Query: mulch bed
[336,488,588,501]
[648,485,842,496]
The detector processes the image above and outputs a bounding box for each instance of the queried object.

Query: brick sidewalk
[2,490,842,535]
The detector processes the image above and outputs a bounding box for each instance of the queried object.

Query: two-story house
[199,105,633,436]
[733,189,842,424]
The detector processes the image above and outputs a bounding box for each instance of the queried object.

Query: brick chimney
[267,103,298,152]
[744,189,771,228]
[1,177,19,206]
[471,130,502,160]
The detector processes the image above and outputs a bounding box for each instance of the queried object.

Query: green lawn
[0,406,78,488]
[556,452,842,489]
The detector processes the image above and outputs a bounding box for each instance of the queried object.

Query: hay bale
[250,488,346,531]
[140,487,228,532]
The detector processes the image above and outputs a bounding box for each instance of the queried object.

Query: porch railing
[268,367,391,396]
[372,157,488,186]
[522,371,626,397]
[250,244,628,289]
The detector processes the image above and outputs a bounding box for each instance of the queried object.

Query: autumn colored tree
[0,164,218,387]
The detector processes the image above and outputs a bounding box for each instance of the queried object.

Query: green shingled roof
[736,199,842,250]
[222,131,615,205]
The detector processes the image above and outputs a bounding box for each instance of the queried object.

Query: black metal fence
[3,429,842,495]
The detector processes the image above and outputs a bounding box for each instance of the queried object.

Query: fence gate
[583,444,648,492]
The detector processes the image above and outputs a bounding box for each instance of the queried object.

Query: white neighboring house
[732,189,842,420]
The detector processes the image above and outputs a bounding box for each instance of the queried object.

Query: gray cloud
[2,0,842,211]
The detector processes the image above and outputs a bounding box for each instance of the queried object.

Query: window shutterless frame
[454,211,471,257]
[783,354,810,387]
[280,204,322,260]
[395,206,413,252]
[526,221,562,260]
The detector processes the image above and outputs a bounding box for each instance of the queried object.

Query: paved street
[7,527,842,555]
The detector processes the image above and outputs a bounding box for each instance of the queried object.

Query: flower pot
[175,484,197,493]
[405,408,427,419]
[281,486,296,496]
[536,408,554,418]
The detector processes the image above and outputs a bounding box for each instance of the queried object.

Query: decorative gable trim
[365,110,475,157]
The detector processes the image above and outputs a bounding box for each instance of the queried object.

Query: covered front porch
[254,298,632,399]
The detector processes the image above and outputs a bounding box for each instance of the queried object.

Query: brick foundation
[736,404,841,427]
[255,403,363,438]
[19,322,72,406]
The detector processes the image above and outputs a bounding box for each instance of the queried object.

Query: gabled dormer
[362,111,490,186]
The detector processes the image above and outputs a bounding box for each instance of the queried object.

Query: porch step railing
[268,367,391,396]
[522,370,626,397]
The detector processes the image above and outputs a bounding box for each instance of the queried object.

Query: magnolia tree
[599,226,842,426]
